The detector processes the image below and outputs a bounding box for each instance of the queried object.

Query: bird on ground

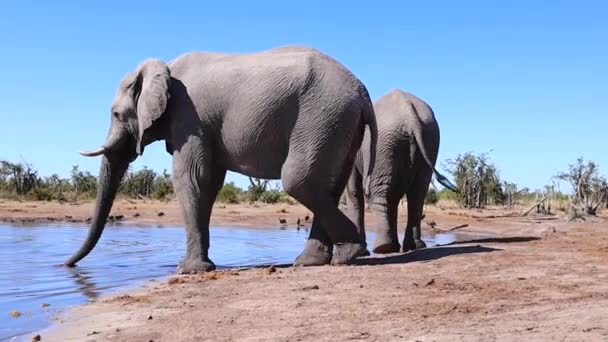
[297,217,304,230]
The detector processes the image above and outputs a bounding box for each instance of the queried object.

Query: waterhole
[0,223,469,340]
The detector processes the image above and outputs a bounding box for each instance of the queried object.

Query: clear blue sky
[1,1,606,191]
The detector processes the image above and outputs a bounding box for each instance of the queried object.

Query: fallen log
[433,223,470,231]
[521,196,548,217]
[470,214,519,219]
[447,223,469,231]
[524,216,558,221]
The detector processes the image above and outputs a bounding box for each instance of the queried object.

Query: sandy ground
[3,200,608,341]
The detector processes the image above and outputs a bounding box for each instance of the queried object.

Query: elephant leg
[294,216,333,266]
[368,150,404,254]
[284,138,366,266]
[345,166,369,256]
[289,181,366,266]
[173,141,226,274]
[402,170,432,252]
[370,195,401,254]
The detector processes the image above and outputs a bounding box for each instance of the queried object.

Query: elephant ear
[135,59,171,155]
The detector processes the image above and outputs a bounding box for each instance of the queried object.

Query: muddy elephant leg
[173,142,226,274]
[345,166,369,256]
[402,172,432,252]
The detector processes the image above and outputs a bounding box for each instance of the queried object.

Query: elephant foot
[331,242,367,265]
[293,240,332,266]
[402,238,427,252]
[177,258,216,274]
[372,242,400,254]
[356,248,371,257]
[372,235,400,254]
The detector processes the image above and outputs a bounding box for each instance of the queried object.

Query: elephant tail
[360,87,377,197]
[408,103,458,192]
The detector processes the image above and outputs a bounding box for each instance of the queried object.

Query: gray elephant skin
[346,89,456,254]
[66,45,378,273]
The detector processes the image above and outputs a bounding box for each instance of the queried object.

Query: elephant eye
[113,112,120,119]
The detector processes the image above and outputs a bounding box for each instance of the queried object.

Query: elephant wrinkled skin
[346,89,456,254]
[66,45,378,273]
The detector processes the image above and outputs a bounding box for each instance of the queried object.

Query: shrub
[247,177,269,202]
[446,152,504,208]
[28,187,54,201]
[281,195,297,205]
[217,182,241,204]
[425,188,439,205]
[153,170,173,200]
[438,188,459,202]
[259,190,283,204]
[554,157,608,216]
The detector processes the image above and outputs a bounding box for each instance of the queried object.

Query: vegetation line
[1,153,606,215]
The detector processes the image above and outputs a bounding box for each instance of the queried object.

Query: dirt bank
[0,198,565,234]
[36,212,608,341]
[0,199,313,229]
[0,199,486,233]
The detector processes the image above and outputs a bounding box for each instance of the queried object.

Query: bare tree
[503,181,517,208]
[554,157,608,216]
[121,166,158,198]
[445,152,504,208]
[71,165,97,197]
[46,174,66,200]
[248,177,270,202]
[0,160,39,195]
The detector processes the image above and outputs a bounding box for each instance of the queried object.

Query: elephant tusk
[80,147,107,157]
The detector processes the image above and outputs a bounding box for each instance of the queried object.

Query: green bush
[247,178,269,202]
[438,188,459,202]
[71,165,97,198]
[425,189,439,205]
[259,190,283,204]
[445,152,504,208]
[153,171,173,200]
[28,187,54,201]
[218,182,241,204]
[282,195,296,205]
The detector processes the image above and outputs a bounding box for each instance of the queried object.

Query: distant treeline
[0,160,292,204]
[1,154,606,214]
[426,153,607,216]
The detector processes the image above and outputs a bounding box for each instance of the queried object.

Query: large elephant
[345,89,456,254]
[65,45,378,273]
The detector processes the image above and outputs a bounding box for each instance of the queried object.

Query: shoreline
[36,216,608,341]
[0,199,313,230]
[0,198,559,234]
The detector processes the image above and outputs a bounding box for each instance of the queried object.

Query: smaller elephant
[346,89,457,254]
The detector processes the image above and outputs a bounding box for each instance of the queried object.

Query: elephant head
[65,59,171,267]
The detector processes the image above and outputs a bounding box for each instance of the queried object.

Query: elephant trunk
[64,155,129,267]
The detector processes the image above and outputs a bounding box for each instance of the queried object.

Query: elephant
[345,89,456,254]
[65,45,378,273]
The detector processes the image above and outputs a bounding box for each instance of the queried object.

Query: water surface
[0,223,466,341]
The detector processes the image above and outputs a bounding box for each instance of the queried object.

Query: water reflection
[64,268,100,302]
[0,223,468,341]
